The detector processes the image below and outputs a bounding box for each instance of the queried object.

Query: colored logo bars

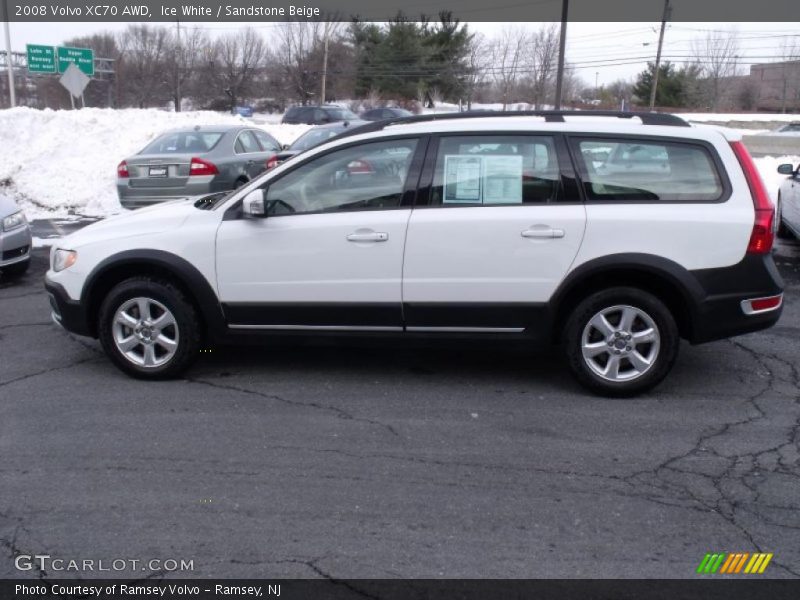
[697,552,773,575]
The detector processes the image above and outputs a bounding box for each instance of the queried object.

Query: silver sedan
[0,195,32,278]
[777,161,800,239]
[117,125,282,208]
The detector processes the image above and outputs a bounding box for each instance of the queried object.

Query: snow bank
[0,107,309,219]
[754,155,800,202]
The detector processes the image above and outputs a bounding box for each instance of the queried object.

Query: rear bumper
[45,277,93,337]
[689,253,784,344]
[117,175,231,208]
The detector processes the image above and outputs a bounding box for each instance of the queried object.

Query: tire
[563,287,680,397]
[776,196,791,239]
[0,258,30,278]
[234,177,248,190]
[98,277,201,379]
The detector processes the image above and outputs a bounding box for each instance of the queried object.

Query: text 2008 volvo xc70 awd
[46,111,783,396]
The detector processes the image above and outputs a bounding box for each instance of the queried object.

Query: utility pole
[649,0,671,110]
[320,26,329,106]
[2,0,16,107]
[554,0,568,109]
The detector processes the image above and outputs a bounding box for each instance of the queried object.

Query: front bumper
[0,224,32,267]
[45,276,93,337]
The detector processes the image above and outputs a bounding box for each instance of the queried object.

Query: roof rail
[336,109,690,140]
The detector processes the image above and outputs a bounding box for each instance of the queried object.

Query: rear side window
[574,138,723,202]
[430,135,563,206]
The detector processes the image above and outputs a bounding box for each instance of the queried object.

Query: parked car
[116,125,281,208]
[776,161,800,239]
[268,120,368,168]
[281,105,359,125]
[0,195,31,278]
[47,111,783,396]
[768,122,800,135]
[360,107,414,121]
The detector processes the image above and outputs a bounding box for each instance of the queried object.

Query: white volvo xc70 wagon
[45,111,783,396]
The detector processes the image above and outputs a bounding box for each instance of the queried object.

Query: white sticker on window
[444,155,482,203]
[443,154,524,204]
[483,155,523,204]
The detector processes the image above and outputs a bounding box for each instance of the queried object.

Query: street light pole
[648,0,671,110]
[2,0,16,107]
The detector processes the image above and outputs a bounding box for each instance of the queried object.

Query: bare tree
[693,30,741,111]
[462,32,489,109]
[117,25,172,108]
[274,21,324,105]
[166,26,210,112]
[214,28,266,110]
[529,24,559,109]
[489,27,529,110]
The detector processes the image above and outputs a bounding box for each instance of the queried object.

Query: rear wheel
[564,287,680,397]
[98,277,201,379]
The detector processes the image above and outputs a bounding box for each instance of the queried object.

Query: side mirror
[242,189,267,218]
[777,163,795,175]
[282,143,290,150]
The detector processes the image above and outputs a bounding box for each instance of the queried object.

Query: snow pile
[754,155,800,202]
[0,107,309,219]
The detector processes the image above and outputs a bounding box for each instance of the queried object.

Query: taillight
[730,141,774,254]
[117,160,129,178]
[189,157,219,176]
[266,155,278,169]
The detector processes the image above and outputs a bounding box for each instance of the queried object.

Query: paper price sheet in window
[443,155,523,205]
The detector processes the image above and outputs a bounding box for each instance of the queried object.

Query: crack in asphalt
[0,356,100,389]
[614,336,800,577]
[186,377,401,438]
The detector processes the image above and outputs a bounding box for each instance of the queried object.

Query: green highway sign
[57,46,94,77]
[26,44,56,74]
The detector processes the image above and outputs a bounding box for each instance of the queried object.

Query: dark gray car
[0,195,32,278]
[116,125,281,208]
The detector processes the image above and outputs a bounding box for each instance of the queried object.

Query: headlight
[53,249,78,272]
[2,210,26,231]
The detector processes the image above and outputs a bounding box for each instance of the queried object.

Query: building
[750,60,800,112]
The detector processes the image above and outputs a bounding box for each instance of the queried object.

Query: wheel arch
[81,250,226,340]
[550,254,704,343]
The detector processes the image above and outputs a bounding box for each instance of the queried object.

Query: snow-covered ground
[0,107,309,219]
[0,106,797,219]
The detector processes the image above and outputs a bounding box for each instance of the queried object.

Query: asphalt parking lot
[1,228,799,580]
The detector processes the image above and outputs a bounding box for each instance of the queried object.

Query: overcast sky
[4,21,798,86]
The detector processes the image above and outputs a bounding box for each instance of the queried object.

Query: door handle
[521,226,565,239]
[346,231,388,242]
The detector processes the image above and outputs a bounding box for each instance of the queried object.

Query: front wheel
[564,287,680,397]
[98,277,201,379]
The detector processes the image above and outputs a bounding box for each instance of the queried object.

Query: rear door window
[573,138,724,202]
[430,135,563,206]
[235,131,261,154]
[254,130,280,152]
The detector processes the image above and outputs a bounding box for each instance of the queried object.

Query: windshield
[291,128,345,152]
[141,131,224,154]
